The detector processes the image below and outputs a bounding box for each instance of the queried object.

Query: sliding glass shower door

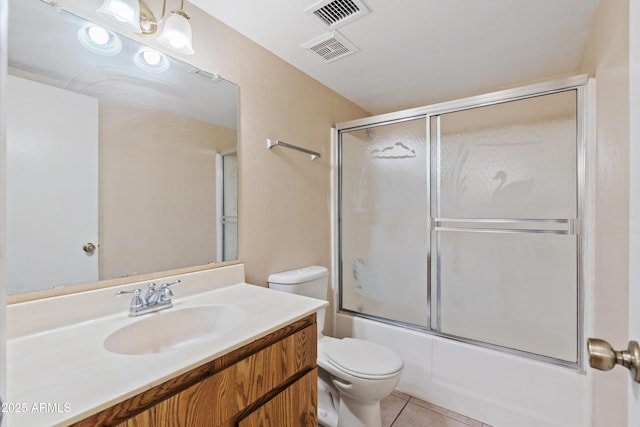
[338,78,585,366]
[339,118,429,326]
[431,90,581,363]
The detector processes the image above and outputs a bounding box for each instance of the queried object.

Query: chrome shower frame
[332,75,591,370]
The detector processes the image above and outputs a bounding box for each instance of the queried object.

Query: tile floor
[380,391,492,427]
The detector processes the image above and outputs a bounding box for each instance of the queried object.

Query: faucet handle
[116,288,143,309]
[159,279,181,302]
[161,279,181,287]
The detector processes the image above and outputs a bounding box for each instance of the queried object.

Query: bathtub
[335,312,591,427]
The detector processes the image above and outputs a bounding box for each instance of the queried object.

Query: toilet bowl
[268,266,404,427]
[318,336,403,427]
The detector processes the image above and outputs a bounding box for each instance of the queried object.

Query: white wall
[0,0,7,421]
[579,0,631,424]
[628,0,640,423]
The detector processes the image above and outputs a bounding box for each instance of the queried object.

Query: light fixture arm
[158,0,188,22]
[139,0,159,34]
[159,0,167,23]
[141,0,190,34]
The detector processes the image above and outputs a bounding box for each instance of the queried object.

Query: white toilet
[268,266,403,427]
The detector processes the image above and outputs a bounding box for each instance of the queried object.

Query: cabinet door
[239,369,317,427]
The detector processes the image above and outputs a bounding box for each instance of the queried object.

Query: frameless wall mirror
[7,0,239,296]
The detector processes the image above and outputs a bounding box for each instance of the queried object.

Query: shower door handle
[587,338,640,382]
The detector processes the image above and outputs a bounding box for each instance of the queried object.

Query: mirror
[6,0,238,296]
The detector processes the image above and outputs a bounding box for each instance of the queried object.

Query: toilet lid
[322,338,403,378]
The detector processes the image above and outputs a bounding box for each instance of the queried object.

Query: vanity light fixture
[97,0,194,55]
[156,8,193,54]
[97,0,140,31]
[77,23,123,56]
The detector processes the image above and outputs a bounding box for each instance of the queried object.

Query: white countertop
[6,265,327,426]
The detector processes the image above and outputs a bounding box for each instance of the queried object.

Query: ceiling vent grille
[305,0,370,29]
[301,31,359,63]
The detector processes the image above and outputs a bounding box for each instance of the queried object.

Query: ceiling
[190,0,599,115]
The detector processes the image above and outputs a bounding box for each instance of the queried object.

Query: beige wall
[183,2,370,297]
[579,0,630,424]
[179,7,368,294]
[99,104,236,279]
[200,29,370,288]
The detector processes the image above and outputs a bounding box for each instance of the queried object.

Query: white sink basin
[104,305,247,355]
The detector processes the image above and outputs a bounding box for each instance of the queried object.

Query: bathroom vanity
[6,264,326,426]
[82,316,317,426]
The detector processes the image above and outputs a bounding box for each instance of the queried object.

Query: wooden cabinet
[239,370,317,427]
[72,314,317,427]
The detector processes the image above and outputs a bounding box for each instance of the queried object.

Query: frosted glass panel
[340,119,429,326]
[435,91,577,219]
[432,89,580,363]
[437,231,578,362]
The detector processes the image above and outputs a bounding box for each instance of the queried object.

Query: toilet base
[318,367,386,427]
[318,369,339,427]
[337,399,382,427]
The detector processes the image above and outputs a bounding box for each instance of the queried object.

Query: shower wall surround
[335,76,590,426]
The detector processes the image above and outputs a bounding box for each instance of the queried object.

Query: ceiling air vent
[301,31,359,63]
[305,0,370,30]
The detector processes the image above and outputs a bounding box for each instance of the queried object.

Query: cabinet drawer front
[116,323,316,426]
[239,369,318,427]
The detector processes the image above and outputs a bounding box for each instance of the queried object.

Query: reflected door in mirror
[7,75,99,294]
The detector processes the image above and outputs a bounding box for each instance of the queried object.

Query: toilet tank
[268,266,328,337]
[267,265,328,299]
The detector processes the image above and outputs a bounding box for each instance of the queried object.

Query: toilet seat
[321,338,403,380]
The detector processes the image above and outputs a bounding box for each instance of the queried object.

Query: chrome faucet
[116,279,181,317]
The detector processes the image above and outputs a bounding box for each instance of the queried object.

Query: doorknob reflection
[83,242,97,255]
[587,338,640,383]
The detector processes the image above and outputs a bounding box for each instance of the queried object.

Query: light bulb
[77,24,122,56]
[142,50,161,65]
[87,26,110,45]
[133,48,170,73]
